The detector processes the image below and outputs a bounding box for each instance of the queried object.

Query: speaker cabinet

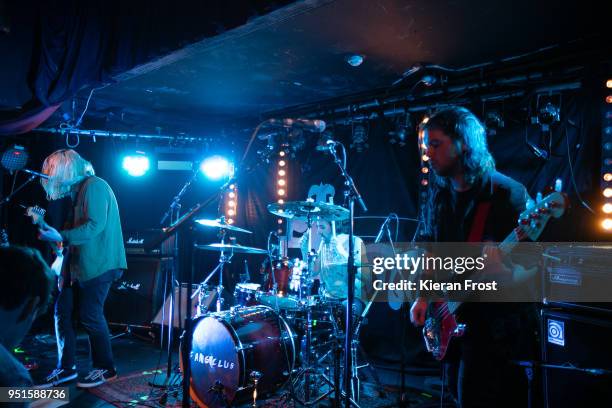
[105,255,169,328]
[541,308,612,408]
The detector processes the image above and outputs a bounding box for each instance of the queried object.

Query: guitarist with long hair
[409,107,538,407]
[35,149,127,389]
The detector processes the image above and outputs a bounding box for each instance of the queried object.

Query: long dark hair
[419,106,495,239]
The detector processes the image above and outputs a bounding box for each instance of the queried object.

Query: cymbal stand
[151,170,198,388]
[196,226,233,313]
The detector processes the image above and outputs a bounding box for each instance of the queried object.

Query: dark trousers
[445,304,538,408]
[54,269,122,371]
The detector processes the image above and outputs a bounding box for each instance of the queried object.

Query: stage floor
[19,330,444,407]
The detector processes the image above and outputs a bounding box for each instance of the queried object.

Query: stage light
[422,154,430,162]
[278,179,286,186]
[229,184,235,190]
[278,189,286,196]
[350,123,369,152]
[607,79,612,88]
[602,218,612,230]
[227,219,234,225]
[122,153,150,177]
[277,229,283,234]
[278,199,284,204]
[421,167,429,174]
[346,54,364,67]
[279,160,286,167]
[200,155,233,181]
[607,95,612,104]
[421,179,428,186]
[228,200,236,208]
[278,219,283,224]
[1,145,28,172]
[227,209,235,216]
[278,170,286,176]
[603,203,612,214]
[604,173,612,182]
[279,151,286,157]
[604,188,612,198]
[228,192,236,198]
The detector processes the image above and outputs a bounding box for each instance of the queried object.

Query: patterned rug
[87,368,438,407]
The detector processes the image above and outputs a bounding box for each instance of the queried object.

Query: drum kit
[183,199,365,407]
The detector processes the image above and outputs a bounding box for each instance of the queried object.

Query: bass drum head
[189,316,242,407]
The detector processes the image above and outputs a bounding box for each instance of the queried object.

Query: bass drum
[185,305,295,407]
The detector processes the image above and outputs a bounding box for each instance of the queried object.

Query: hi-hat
[194,218,252,234]
[194,243,268,254]
[267,201,349,221]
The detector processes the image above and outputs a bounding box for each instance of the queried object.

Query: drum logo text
[191,352,235,370]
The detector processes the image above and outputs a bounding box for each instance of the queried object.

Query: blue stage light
[200,155,232,180]
[122,153,150,177]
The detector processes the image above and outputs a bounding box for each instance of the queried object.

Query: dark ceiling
[6,0,608,139]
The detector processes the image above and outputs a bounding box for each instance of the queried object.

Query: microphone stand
[182,176,236,408]
[151,170,199,388]
[325,142,367,408]
[0,173,39,208]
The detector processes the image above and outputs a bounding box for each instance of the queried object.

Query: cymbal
[194,218,252,234]
[194,243,268,255]
[267,201,349,221]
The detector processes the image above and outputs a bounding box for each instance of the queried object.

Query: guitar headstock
[26,206,46,225]
[517,191,568,241]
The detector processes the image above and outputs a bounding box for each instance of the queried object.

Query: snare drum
[184,306,296,408]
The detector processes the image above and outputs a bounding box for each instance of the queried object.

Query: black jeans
[445,304,538,408]
[54,269,122,371]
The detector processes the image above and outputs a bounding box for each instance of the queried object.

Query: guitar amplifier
[542,245,612,314]
[124,229,173,256]
[105,254,171,328]
[541,308,612,408]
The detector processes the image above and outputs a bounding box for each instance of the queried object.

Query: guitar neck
[445,229,521,314]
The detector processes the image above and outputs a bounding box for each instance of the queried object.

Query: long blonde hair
[41,149,95,200]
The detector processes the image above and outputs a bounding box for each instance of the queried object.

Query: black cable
[564,123,595,213]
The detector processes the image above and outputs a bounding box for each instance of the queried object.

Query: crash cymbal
[194,243,268,254]
[267,201,349,221]
[194,218,252,234]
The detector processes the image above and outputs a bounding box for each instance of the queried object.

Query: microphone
[315,139,338,152]
[267,118,326,132]
[22,169,50,179]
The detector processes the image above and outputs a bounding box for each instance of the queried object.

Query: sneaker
[38,367,78,388]
[76,368,117,388]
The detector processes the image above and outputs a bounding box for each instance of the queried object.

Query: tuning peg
[555,179,563,192]
[536,192,543,204]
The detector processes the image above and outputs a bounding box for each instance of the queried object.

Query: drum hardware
[193,218,263,313]
[250,371,263,408]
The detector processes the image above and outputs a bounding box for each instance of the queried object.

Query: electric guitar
[25,206,66,277]
[422,190,568,360]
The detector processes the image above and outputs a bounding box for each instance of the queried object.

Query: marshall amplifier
[125,229,174,256]
[105,254,171,328]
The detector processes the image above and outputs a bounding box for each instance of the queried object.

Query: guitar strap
[466,183,499,243]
